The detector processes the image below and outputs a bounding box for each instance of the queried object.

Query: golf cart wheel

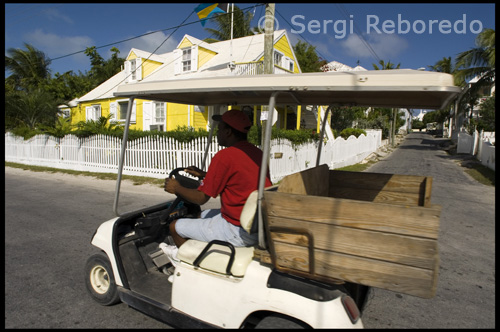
[84,254,120,306]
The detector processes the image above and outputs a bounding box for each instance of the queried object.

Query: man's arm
[164,178,210,205]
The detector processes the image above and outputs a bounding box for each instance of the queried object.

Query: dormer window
[174,46,198,75]
[125,58,142,82]
[182,48,192,72]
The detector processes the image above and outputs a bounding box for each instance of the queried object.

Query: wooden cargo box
[262,164,440,298]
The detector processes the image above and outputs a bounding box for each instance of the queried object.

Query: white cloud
[43,8,74,24]
[340,33,409,60]
[120,31,179,57]
[24,28,93,65]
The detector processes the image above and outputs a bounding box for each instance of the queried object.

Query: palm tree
[5,88,59,130]
[453,29,495,133]
[5,43,52,91]
[203,5,256,42]
[372,59,401,70]
[372,60,402,145]
[454,28,495,87]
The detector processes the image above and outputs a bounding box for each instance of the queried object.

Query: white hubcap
[90,265,110,294]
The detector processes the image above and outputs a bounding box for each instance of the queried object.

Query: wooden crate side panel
[271,241,437,298]
[328,187,425,206]
[277,164,329,196]
[269,217,438,270]
[328,170,431,207]
[264,191,441,239]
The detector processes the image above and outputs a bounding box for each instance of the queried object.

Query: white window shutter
[191,46,198,71]
[109,102,117,122]
[131,100,137,123]
[136,58,142,81]
[173,49,181,75]
[124,61,131,82]
[143,101,153,130]
[85,106,92,121]
[285,56,292,72]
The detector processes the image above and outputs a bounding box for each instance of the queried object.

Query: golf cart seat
[177,239,254,277]
[176,186,279,277]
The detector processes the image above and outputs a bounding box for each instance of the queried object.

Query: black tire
[84,254,121,306]
[254,313,309,329]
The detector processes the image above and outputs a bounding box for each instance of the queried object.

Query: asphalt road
[360,132,495,328]
[5,132,495,328]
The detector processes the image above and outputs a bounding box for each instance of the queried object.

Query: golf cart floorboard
[128,270,173,305]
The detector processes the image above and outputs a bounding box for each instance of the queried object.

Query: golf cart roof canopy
[115,69,460,109]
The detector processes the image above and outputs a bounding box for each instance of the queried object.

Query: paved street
[361,132,495,328]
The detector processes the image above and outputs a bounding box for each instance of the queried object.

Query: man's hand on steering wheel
[184,166,206,179]
[164,177,179,195]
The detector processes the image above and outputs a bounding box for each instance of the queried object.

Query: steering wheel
[160,168,202,222]
[169,167,201,190]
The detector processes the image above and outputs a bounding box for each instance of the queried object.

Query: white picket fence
[5,130,383,183]
[457,130,495,171]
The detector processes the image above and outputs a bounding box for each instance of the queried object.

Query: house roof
[144,30,289,81]
[322,60,367,72]
[76,30,292,103]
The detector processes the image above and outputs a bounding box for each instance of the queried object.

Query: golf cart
[84,70,459,328]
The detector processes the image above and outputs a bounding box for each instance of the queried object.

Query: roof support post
[113,97,135,217]
[316,105,333,167]
[257,91,280,249]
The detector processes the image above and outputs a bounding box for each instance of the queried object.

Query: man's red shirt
[198,141,272,226]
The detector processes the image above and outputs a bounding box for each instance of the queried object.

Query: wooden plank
[269,217,438,270]
[264,191,441,239]
[329,170,428,194]
[277,164,329,196]
[328,187,423,206]
[271,241,437,298]
[423,177,433,207]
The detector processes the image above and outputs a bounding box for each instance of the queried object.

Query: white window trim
[85,104,101,121]
[113,99,136,124]
[174,46,198,75]
[153,101,166,125]
[126,58,142,83]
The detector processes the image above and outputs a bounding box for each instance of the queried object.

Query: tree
[372,59,401,70]
[5,88,59,130]
[330,106,366,134]
[46,70,94,104]
[203,5,256,42]
[293,40,327,72]
[454,29,495,87]
[84,46,125,87]
[5,43,52,91]
[428,56,454,74]
[371,60,402,144]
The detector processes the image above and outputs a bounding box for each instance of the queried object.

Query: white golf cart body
[88,70,459,328]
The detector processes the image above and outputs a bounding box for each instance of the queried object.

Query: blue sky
[5,3,495,76]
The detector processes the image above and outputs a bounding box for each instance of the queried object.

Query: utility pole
[261,3,275,147]
[392,108,397,147]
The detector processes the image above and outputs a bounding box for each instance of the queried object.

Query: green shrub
[339,128,367,139]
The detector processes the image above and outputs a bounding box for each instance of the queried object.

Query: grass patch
[464,163,495,186]
[5,162,165,188]
[334,161,376,172]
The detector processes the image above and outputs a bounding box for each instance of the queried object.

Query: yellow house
[70,30,304,132]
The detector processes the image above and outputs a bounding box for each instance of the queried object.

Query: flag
[194,3,228,26]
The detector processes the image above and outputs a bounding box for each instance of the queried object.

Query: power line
[336,4,381,63]
[94,4,264,100]
[49,3,265,63]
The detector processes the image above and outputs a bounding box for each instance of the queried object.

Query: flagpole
[230,3,234,65]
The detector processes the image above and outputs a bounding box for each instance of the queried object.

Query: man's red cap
[212,110,252,133]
